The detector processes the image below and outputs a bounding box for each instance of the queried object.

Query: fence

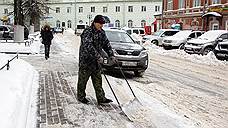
[0,53,19,70]
[0,39,33,47]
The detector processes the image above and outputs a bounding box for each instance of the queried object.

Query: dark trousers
[77,67,105,102]
[44,44,50,58]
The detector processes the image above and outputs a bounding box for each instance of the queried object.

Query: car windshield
[105,31,134,43]
[153,30,164,36]
[172,31,192,38]
[198,31,224,40]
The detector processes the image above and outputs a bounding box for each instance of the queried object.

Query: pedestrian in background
[62,27,64,34]
[41,24,54,60]
[77,15,117,104]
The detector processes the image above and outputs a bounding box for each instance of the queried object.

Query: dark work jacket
[79,25,114,71]
[41,29,53,45]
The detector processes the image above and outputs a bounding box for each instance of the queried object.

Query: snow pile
[0,54,38,128]
[64,28,75,35]
[143,42,227,66]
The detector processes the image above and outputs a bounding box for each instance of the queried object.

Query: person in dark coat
[41,24,54,60]
[77,15,117,104]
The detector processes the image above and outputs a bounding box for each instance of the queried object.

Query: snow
[0,54,38,128]
[0,32,42,54]
[142,41,228,66]
[0,29,227,128]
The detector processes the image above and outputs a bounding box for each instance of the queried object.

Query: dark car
[0,25,29,40]
[102,29,148,76]
[214,40,228,60]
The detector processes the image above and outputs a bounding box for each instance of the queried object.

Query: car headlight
[139,50,148,57]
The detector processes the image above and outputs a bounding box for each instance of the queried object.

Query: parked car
[122,27,145,37]
[53,27,63,33]
[102,29,148,76]
[75,24,88,35]
[162,30,204,49]
[214,40,228,60]
[0,25,11,39]
[0,25,29,40]
[142,29,179,46]
[184,30,228,55]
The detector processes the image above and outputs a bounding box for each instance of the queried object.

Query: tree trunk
[14,0,24,42]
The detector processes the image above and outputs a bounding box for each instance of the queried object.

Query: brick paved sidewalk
[36,70,129,128]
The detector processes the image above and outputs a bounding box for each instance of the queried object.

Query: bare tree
[14,0,24,25]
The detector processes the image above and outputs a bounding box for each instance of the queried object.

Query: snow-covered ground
[0,29,227,128]
[0,54,38,128]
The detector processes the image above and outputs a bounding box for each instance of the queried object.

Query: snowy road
[134,51,228,128]
[22,30,228,128]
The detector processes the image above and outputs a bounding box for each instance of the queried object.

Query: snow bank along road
[22,31,227,128]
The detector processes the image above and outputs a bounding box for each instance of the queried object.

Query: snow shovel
[115,63,144,121]
[99,66,133,121]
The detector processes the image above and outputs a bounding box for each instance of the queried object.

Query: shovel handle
[116,62,137,98]
[99,64,121,107]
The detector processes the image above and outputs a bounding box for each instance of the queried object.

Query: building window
[212,23,219,30]
[79,7,83,13]
[141,20,146,27]
[91,7,95,13]
[67,20,72,28]
[4,9,8,14]
[155,6,160,12]
[56,7,60,13]
[193,0,200,7]
[103,7,108,13]
[67,7,71,13]
[179,0,185,9]
[115,20,120,27]
[116,6,120,12]
[128,6,133,12]
[128,20,133,28]
[212,0,220,4]
[141,6,146,12]
[167,0,173,10]
[56,20,61,27]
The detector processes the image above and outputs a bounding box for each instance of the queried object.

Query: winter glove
[97,57,104,64]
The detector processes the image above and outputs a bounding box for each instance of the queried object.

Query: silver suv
[184,30,228,55]
[142,29,179,46]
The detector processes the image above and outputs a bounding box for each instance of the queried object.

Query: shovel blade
[121,98,143,121]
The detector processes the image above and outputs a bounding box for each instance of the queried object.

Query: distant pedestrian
[41,24,54,60]
[62,27,64,34]
[77,15,118,104]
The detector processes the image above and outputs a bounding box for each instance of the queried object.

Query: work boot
[98,98,113,104]
[78,97,89,104]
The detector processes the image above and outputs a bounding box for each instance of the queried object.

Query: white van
[75,24,88,35]
[122,27,145,37]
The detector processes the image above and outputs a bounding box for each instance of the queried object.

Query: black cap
[93,15,105,24]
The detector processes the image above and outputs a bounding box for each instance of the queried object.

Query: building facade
[157,0,228,31]
[0,0,162,31]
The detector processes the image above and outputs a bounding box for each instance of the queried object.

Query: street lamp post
[87,14,92,26]
[74,0,77,30]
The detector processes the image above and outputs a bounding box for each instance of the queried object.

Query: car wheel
[151,40,158,46]
[203,47,213,55]
[134,71,145,77]
[179,43,185,50]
